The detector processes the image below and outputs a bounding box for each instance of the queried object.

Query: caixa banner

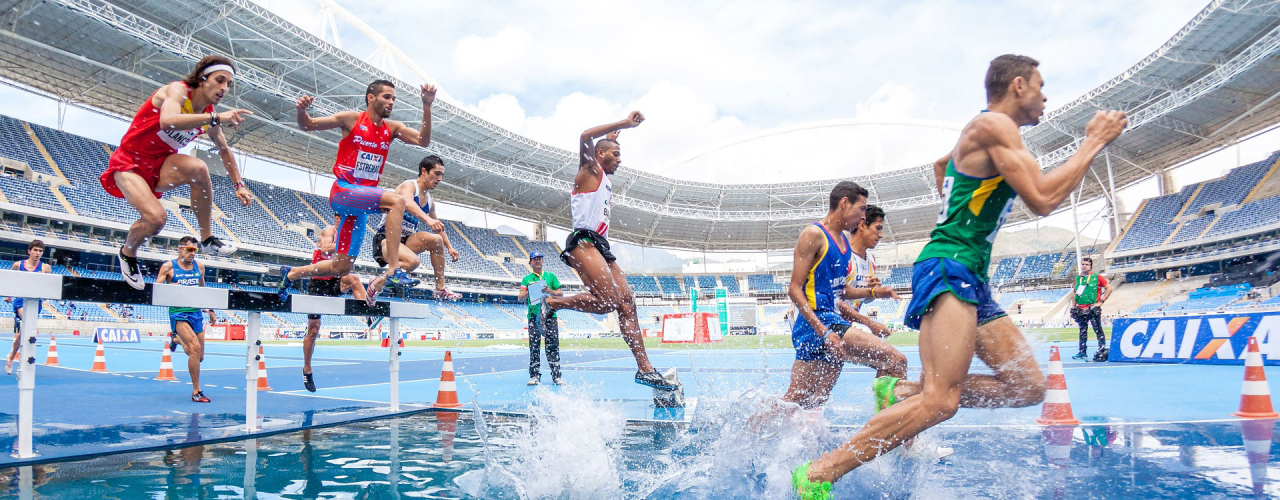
[1110,313,1280,365]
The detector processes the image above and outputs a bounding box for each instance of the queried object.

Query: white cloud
[453,27,533,92]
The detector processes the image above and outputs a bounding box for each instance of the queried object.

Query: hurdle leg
[244,437,258,498]
[245,312,261,432]
[18,465,32,500]
[389,420,401,495]
[389,317,400,412]
[15,295,38,459]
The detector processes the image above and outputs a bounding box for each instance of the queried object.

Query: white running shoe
[436,288,462,301]
[118,250,144,290]
[527,377,539,386]
[199,235,238,256]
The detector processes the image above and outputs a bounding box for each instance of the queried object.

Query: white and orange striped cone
[1038,345,1081,426]
[256,345,273,391]
[1233,337,1279,419]
[434,351,462,409]
[44,334,59,366]
[1240,418,1276,498]
[156,341,178,381]
[436,410,459,463]
[90,336,108,373]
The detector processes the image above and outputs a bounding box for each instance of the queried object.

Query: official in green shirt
[1071,256,1112,361]
[518,251,563,385]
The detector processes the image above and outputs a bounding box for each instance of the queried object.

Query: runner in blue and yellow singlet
[157,236,212,403]
[793,54,1129,498]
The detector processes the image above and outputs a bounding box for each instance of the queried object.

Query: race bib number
[353,151,385,181]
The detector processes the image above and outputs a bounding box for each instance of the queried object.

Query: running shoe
[791,461,833,500]
[435,288,462,301]
[635,370,680,391]
[385,268,421,289]
[276,265,294,302]
[303,371,316,393]
[872,375,900,413]
[199,235,238,256]
[170,334,181,353]
[1071,350,1087,361]
[118,250,144,290]
[191,391,211,403]
[4,360,10,376]
[527,377,539,386]
[365,279,382,308]
[553,376,563,385]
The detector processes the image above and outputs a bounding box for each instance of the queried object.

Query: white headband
[201,64,235,77]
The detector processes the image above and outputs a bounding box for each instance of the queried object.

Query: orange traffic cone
[256,345,273,391]
[90,336,108,373]
[1233,336,1278,419]
[434,351,462,408]
[156,341,178,381]
[1038,345,1081,426]
[1241,418,1276,498]
[44,334,59,366]
[436,411,459,463]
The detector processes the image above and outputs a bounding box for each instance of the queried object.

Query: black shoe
[635,370,680,391]
[191,391,211,403]
[118,250,144,290]
[169,334,180,353]
[303,371,316,392]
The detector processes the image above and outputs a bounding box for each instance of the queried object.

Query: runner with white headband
[101,55,256,289]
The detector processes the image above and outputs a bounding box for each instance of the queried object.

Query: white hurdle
[0,270,62,459]
[0,269,433,458]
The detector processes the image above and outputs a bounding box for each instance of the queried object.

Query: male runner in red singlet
[101,55,255,289]
[536,113,678,390]
[301,220,367,392]
[277,79,437,305]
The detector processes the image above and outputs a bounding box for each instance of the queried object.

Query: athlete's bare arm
[396,181,443,232]
[390,84,436,147]
[428,204,459,261]
[962,111,1125,216]
[575,112,643,192]
[206,125,252,205]
[933,153,951,194]
[155,82,252,131]
[295,95,359,134]
[197,262,206,287]
[317,225,337,254]
[789,226,844,356]
[156,261,173,284]
[8,261,18,270]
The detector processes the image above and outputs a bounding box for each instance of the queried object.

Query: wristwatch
[209,111,220,127]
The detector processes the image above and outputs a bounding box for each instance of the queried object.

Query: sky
[2,0,1277,266]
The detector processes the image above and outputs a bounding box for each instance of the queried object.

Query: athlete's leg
[289,253,356,280]
[840,330,908,378]
[304,316,320,375]
[546,243,621,314]
[154,154,214,241]
[386,236,420,273]
[806,294,978,482]
[780,358,844,409]
[376,192,405,278]
[174,321,204,394]
[339,275,367,301]
[407,232,448,290]
[113,170,169,257]
[892,317,1046,408]
[547,242,653,371]
[605,260,653,372]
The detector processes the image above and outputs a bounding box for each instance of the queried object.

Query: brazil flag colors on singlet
[803,222,852,314]
[915,158,1017,280]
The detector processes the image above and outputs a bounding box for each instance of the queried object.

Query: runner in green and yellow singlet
[793,54,1129,498]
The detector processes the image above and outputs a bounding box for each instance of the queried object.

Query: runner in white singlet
[537,112,678,391]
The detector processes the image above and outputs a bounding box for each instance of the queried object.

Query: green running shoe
[791,461,833,500]
[873,376,900,413]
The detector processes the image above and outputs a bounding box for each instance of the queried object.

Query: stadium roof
[0,0,1278,251]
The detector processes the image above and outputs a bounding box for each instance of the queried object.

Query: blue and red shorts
[329,180,385,258]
